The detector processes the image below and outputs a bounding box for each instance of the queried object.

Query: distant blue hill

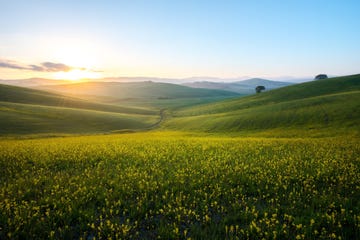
[183,78,294,94]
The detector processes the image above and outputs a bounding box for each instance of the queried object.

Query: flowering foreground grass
[0,132,359,239]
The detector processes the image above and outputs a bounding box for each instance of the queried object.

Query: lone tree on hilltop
[255,85,265,93]
[315,74,328,80]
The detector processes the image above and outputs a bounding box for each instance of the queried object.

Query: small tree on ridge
[255,85,265,93]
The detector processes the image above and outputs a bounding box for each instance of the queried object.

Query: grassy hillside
[2,75,359,136]
[35,81,241,110]
[0,81,240,135]
[163,74,360,136]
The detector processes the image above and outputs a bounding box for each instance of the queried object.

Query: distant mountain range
[0,77,297,95]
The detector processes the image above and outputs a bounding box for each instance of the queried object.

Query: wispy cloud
[0,59,90,72]
[0,60,29,70]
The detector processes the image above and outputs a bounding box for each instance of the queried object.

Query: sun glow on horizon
[53,69,102,81]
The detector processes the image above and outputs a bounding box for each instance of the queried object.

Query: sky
[1,0,359,80]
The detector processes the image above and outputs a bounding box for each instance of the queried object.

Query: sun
[53,69,102,81]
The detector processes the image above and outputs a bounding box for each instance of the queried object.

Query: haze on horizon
[1,0,359,81]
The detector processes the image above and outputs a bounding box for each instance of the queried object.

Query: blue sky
[1,0,359,80]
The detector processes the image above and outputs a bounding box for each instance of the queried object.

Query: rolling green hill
[0,84,160,135]
[35,81,240,110]
[37,81,239,99]
[0,81,240,136]
[163,74,360,136]
[2,74,359,136]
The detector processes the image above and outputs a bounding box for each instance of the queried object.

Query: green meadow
[1,133,359,239]
[0,75,359,239]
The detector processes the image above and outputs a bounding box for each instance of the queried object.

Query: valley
[0,74,359,239]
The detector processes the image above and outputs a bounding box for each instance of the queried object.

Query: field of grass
[0,132,359,239]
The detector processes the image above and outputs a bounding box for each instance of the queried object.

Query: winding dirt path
[146,108,166,130]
